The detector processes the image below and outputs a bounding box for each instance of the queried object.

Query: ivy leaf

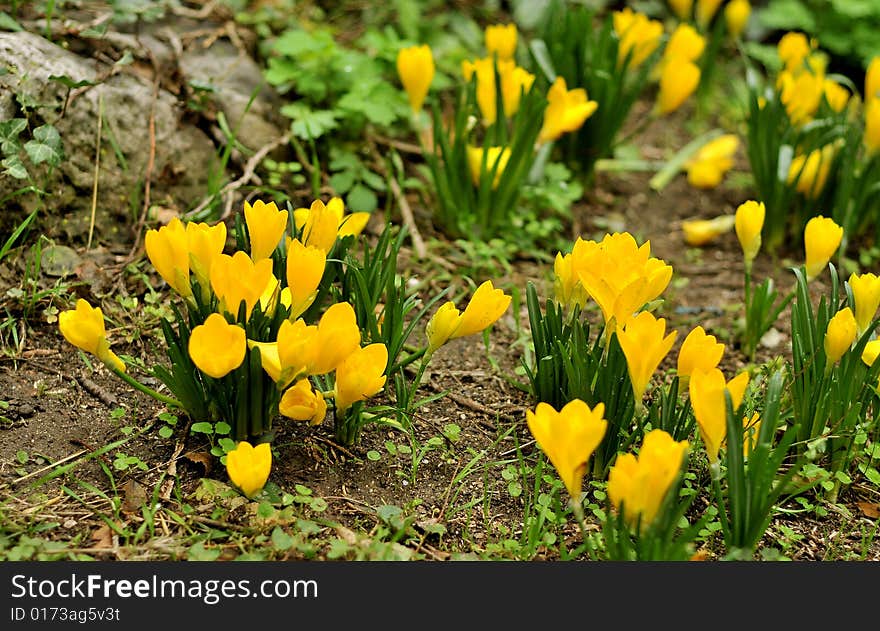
[24,125,63,167]
[2,155,28,179]
[0,118,26,156]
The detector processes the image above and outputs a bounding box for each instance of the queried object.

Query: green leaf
[214,422,231,435]
[24,125,63,167]
[49,74,96,89]
[0,118,26,155]
[0,11,23,31]
[2,155,28,179]
[271,526,295,551]
[346,183,377,212]
[281,103,339,139]
[187,541,221,561]
[190,421,214,434]
[158,426,174,439]
[757,0,817,32]
[366,450,381,461]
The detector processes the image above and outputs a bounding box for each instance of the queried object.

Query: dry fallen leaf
[90,524,113,549]
[857,502,880,519]
[120,479,147,514]
[184,451,213,475]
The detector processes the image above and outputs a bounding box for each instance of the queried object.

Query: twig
[75,371,118,408]
[185,132,290,220]
[370,133,423,155]
[87,92,103,251]
[6,450,88,487]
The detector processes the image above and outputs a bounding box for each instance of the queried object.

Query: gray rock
[0,31,217,242]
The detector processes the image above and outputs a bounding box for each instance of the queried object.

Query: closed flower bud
[145,217,191,298]
[824,307,857,366]
[689,368,750,464]
[787,145,834,198]
[724,0,751,40]
[668,0,693,21]
[485,24,517,60]
[334,344,388,413]
[286,238,326,320]
[539,76,598,144]
[188,313,246,379]
[467,145,511,188]
[849,272,880,336]
[865,98,880,155]
[696,0,723,29]
[734,200,765,269]
[617,311,678,402]
[279,379,326,425]
[677,326,724,381]
[244,200,288,261]
[665,24,705,63]
[226,441,271,499]
[526,400,608,499]
[657,56,700,115]
[804,215,843,281]
[58,299,125,373]
[185,221,226,293]
[396,44,434,113]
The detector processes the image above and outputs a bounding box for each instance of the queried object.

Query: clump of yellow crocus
[244,200,288,262]
[396,44,435,113]
[617,311,677,402]
[608,429,689,528]
[210,251,274,320]
[226,441,271,499]
[656,55,700,115]
[58,299,126,373]
[279,379,327,425]
[734,200,765,271]
[462,57,535,123]
[334,344,389,413]
[689,368,750,465]
[824,307,857,366]
[682,215,736,246]
[525,399,608,499]
[145,217,191,298]
[485,23,517,61]
[685,134,739,189]
[467,145,511,189]
[804,215,843,281]
[426,280,511,352]
[538,76,598,144]
[188,313,246,379]
[849,272,880,336]
[724,0,751,39]
[613,8,663,69]
[677,325,724,383]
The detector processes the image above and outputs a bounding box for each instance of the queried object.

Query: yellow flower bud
[849,272,880,336]
[485,24,518,60]
[538,76,598,144]
[657,56,700,115]
[862,339,880,367]
[865,56,880,101]
[301,198,341,253]
[58,299,125,373]
[614,8,663,69]
[865,98,880,155]
[824,307,857,365]
[226,441,271,499]
[526,399,608,499]
[309,302,362,376]
[185,221,226,292]
[689,368,750,463]
[244,200,288,261]
[285,238,326,320]
[667,0,693,21]
[499,61,535,118]
[396,44,434,113]
[777,32,811,72]
[788,145,834,198]
[682,216,736,246]
[677,325,724,380]
[553,251,588,310]
[804,215,843,281]
[724,0,751,39]
[145,217,191,298]
[188,313,246,379]
[426,281,511,352]
[467,145,511,189]
[734,200,765,268]
[696,0,723,29]
[608,429,689,528]
[210,251,274,320]
[665,23,706,63]
[685,134,739,190]
[334,343,388,413]
[279,379,327,426]
[823,79,849,113]
[617,312,678,402]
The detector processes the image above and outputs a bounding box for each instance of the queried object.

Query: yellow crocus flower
[677,325,724,382]
[333,343,388,413]
[145,217,191,298]
[574,232,673,331]
[310,302,362,376]
[823,79,849,113]
[500,62,536,118]
[741,412,762,458]
[665,23,706,63]
[185,221,226,293]
[525,399,608,499]
[695,0,723,30]
[689,368,750,464]
[226,441,271,499]
[685,134,739,189]
[188,313,246,379]
[608,429,689,528]
[485,23,517,61]
[804,215,843,281]
[849,272,880,336]
[613,8,663,69]
[250,318,319,388]
[58,299,125,373]
[244,200,288,262]
[553,251,588,310]
[462,57,498,124]
[617,311,678,402]
[824,307,857,366]
[657,55,701,115]
[396,44,435,113]
[866,57,880,101]
[293,197,370,242]
[777,32,811,72]
[779,69,824,125]
[210,251,274,320]
[667,0,693,21]
[538,76,598,144]
[787,145,834,199]
[467,145,511,189]
[279,379,327,426]
[865,98,880,155]
[734,200,765,270]
[724,0,751,39]
[286,238,326,320]
[861,339,880,367]
[682,216,736,245]
[426,280,511,352]
[300,198,345,253]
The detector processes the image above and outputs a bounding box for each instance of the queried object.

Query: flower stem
[110,365,184,409]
